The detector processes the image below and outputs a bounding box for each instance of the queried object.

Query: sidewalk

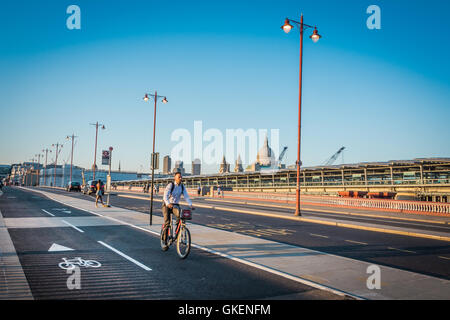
[27,187,450,299]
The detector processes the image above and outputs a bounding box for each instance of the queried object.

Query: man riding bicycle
[162,172,194,241]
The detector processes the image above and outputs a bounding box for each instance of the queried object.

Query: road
[0,186,347,300]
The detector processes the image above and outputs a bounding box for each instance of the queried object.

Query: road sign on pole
[151,152,159,170]
[102,150,110,165]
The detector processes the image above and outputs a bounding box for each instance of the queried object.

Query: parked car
[66,181,81,192]
[82,180,103,195]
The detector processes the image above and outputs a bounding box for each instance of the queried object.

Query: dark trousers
[162,203,180,230]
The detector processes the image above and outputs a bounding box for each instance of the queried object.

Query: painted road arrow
[48,243,75,252]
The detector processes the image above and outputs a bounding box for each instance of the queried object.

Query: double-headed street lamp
[42,148,52,186]
[143,91,168,226]
[90,122,106,181]
[66,134,78,182]
[52,143,63,187]
[281,14,321,216]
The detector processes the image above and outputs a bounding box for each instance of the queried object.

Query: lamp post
[66,134,78,183]
[143,91,168,226]
[281,14,321,216]
[52,143,63,187]
[35,153,43,186]
[90,122,105,181]
[42,148,51,186]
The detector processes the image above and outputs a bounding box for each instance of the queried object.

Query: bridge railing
[213,191,450,215]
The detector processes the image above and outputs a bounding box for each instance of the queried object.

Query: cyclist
[162,172,194,242]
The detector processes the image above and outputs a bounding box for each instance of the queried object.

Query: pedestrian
[217,185,221,197]
[197,185,201,197]
[95,179,106,207]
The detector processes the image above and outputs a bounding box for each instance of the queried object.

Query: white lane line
[42,209,55,217]
[61,220,84,233]
[310,233,329,238]
[97,241,152,271]
[438,256,450,261]
[345,240,368,245]
[388,247,416,254]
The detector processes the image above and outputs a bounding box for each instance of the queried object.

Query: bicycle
[160,204,193,259]
[58,257,102,270]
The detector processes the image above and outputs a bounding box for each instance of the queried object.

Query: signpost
[106,147,113,207]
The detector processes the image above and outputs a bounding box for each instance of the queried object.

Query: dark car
[66,181,81,192]
[82,180,103,195]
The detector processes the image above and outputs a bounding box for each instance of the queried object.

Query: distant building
[219,156,230,174]
[163,156,172,174]
[173,161,185,175]
[192,159,201,175]
[234,155,244,173]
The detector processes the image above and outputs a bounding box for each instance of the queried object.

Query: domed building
[246,136,277,171]
[256,136,275,167]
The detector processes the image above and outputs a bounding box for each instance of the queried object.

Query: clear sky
[1,0,449,174]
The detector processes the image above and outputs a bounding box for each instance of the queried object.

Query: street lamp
[42,148,52,186]
[143,91,168,225]
[66,134,78,183]
[51,143,63,187]
[281,14,321,216]
[90,122,106,181]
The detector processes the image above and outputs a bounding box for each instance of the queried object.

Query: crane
[324,147,345,166]
[278,146,288,168]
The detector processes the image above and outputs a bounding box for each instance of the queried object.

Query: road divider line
[42,209,55,217]
[61,220,84,233]
[345,240,368,245]
[438,256,450,260]
[388,247,416,254]
[310,233,329,238]
[97,241,152,271]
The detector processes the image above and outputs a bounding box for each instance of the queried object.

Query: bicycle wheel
[58,262,74,270]
[160,227,169,251]
[176,225,191,259]
[85,260,102,268]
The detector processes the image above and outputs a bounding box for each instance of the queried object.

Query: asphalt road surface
[1,187,350,300]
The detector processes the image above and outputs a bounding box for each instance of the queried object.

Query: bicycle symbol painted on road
[58,257,102,270]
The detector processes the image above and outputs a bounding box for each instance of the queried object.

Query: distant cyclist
[162,172,194,240]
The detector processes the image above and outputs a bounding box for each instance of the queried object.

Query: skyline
[1,0,449,174]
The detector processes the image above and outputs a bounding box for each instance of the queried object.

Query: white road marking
[388,247,416,254]
[345,240,368,245]
[42,209,55,217]
[97,241,152,271]
[438,256,450,261]
[61,220,84,233]
[310,233,329,238]
[62,210,72,214]
[48,243,74,252]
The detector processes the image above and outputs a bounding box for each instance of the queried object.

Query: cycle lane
[1,187,343,300]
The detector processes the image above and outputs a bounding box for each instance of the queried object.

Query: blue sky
[0,0,449,173]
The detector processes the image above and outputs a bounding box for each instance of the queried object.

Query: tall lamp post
[66,134,78,182]
[90,122,105,181]
[143,92,168,226]
[42,148,52,186]
[281,14,321,216]
[52,143,63,187]
[35,153,43,186]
